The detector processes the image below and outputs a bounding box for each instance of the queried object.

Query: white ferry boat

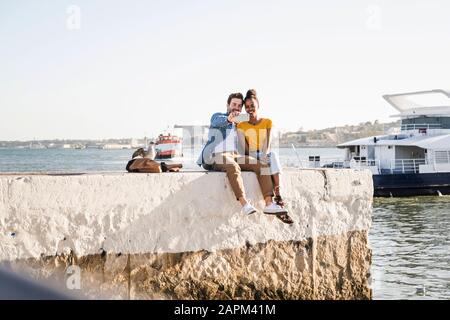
[336,89,450,197]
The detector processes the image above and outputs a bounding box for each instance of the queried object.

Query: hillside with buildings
[0,120,402,149]
[279,120,401,147]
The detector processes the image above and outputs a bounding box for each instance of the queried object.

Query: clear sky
[1,0,450,140]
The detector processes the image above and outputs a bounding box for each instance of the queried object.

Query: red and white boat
[154,133,183,159]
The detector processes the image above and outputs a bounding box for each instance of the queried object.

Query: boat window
[401,116,450,130]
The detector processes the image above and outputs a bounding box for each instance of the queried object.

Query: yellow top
[237,118,273,152]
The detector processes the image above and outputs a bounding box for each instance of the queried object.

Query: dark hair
[227,92,244,105]
[244,89,259,105]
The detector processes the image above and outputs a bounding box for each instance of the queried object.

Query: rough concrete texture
[0,169,373,299]
[3,230,371,299]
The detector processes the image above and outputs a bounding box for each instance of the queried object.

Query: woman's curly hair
[244,89,259,105]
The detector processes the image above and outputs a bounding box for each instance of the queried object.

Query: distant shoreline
[0,120,401,150]
[0,145,340,150]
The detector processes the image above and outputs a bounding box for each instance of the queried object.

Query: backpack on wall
[126,158,162,173]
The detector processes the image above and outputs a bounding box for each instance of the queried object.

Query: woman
[237,89,293,224]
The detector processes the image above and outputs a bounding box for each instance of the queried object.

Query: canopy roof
[383,89,450,117]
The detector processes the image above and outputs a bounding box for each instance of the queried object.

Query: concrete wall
[0,169,373,299]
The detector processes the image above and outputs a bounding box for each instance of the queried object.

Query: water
[0,147,345,173]
[1,147,449,299]
[371,197,450,300]
[0,148,131,173]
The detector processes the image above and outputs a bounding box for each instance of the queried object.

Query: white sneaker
[242,203,257,215]
[263,202,288,215]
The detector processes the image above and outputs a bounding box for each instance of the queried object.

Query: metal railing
[294,157,430,174]
[351,159,380,169]
[400,123,442,131]
[293,158,379,170]
[291,156,438,174]
[383,158,427,174]
[433,150,450,164]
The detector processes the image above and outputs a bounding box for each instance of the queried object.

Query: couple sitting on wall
[197,89,293,224]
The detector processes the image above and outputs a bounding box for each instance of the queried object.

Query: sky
[1,0,450,140]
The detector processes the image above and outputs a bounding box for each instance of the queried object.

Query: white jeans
[249,151,282,175]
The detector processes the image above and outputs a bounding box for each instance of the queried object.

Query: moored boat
[335,89,450,197]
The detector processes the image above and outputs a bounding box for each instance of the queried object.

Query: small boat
[336,89,450,197]
[154,133,183,159]
[28,141,46,149]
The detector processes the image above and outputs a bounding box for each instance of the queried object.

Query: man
[197,92,288,216]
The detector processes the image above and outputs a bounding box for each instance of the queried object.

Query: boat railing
[296,156,432,174]
[386,158,427,174]
[296,157,379,170]
[353,159,379,168]
[400,123,442,131]
[432,150,450,164]
[293,157,342,169]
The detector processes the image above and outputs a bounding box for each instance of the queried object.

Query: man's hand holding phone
[234,113,250,123]
[227,111,240,124]
[228,112,250,124]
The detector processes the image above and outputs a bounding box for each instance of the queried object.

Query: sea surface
[0,147,449,300]
[0,146,343,173]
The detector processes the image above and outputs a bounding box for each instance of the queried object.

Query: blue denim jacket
[196,112,233,168]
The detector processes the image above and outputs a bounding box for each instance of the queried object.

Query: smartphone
[234,113,250,123]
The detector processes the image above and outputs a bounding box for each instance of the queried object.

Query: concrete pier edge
[0,169,373,299]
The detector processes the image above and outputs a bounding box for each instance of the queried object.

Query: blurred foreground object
[0,267,72,300]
